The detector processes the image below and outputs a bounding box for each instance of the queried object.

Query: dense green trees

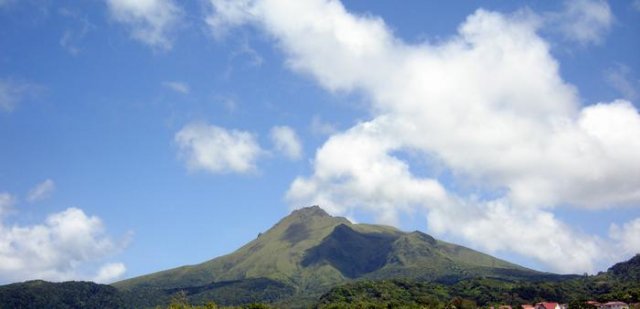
[317,272,640,309]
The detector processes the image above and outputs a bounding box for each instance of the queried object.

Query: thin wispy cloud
[0,193,15,216]
[310,115,337,136]
[163,81,190,94]
[606,64,639,100]
[27,179,56,203]
[58,8,94,55]
[549,0,613,45]
[0,78,38,112]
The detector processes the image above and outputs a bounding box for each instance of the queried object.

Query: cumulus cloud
[287,118,447,225]
[175,122,264,174]
[551,0,613,45]
[427,199,605,273]
[270,126,302,160]
[0,79,37,112]
[0,207,127,283]
[27,179,55,203]
[106,0,182,50]
[162,81,190,94]
[208,0,640,273]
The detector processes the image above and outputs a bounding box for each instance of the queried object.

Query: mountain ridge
[112,205,557,306]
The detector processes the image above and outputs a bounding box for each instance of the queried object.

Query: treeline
[316,275,640,309]
[0,280,127,308]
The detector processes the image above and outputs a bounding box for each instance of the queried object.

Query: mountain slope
[113,206,548,305]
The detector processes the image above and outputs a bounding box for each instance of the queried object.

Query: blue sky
[0,0,639,283]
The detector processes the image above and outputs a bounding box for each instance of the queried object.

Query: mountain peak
[290,205,330,218]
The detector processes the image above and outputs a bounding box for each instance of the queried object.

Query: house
[498,306,512,309]
[535,302,561,309]
[586,301,602,308]
[600,302,629,309]
[522,305,535,309]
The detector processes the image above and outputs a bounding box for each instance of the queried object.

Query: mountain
[113,206,554,306]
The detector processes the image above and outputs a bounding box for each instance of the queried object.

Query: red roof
[537,302,559,309]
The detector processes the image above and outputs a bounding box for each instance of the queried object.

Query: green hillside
[113,206,552,306]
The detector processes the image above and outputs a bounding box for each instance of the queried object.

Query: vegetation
[317,257,640,308]
[0,280,126,308]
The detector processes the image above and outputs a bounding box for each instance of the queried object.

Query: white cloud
[175,122,264,174]
[162,81,190,94]
[287,118,447,225]
[93,262,126,283]
[605,64,639,100]
[0,207,127,283]
[428,199,605,273]
[209,0,640,273]
[552,0,613,45]
[27,179,55,203]
[270,126,302,160]
[0,79,36,112]
[106,0,182,50]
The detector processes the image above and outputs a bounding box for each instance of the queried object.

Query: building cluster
[493,301,634,309]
